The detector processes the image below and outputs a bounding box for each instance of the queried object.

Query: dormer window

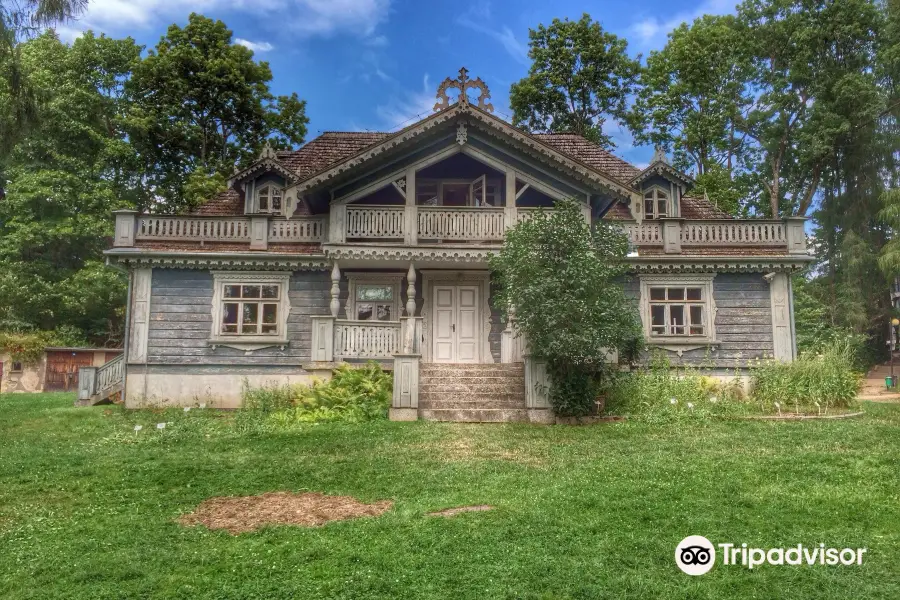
[644,188,669,219]
[257,185,283,214]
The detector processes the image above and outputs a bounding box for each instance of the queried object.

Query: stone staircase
[418,363,528,422]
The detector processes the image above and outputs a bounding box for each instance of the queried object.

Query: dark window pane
[651,327,665,335]
[223,324,238,333]
[261,324,277,334]
[376,304,392,321]
[670,305,685,327]
[645,199,654,215]
[241,324,258,334]
[650,288,666,301]
[690,326,704,335]
[644,191,654,199]
[243,303,258,324]
[651,305,665,327]
[657,190,668,199]
[262,285,278,299]
[224,285,241,299]
[262,303,278,325]
[223,303,239,324]
[668,288,685,301]
[686,287,702,301]
[658,199,668,216]
[242,285,261,299]
[689,305,703,326]
[357,303,373,320]
[272,195,282,210]
[672,326,685,335]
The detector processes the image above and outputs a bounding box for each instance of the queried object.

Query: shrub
[749,341,860,413]
[242,362,392,425]
[490,198,643,417]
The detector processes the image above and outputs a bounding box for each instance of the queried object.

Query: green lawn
[1,393,898,599]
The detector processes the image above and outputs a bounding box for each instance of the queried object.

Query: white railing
[680,221,786,246]
[334,320,401,359]
[516,207,554,222]
[97,354,124,393]
[621,221,662,244]
[345,205,405,239]
[137,216,250,241]
[418,206,505,241]
[269,218,325,242]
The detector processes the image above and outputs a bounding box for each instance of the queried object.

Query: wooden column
[329,203,347,244]
[661,218,683,254]
[128,268,152,364]
[504,168,518,230]
[249,215,270,250]
[768,272,794,361]
[786,217,808,255]
[113,209,139,247]
[404,167,418,245]
[329,263,341,318]
[405,263,417,316]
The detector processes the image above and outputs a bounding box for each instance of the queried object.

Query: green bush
[749,341,861,413]
[241,362,392,426]
[602,355,748,423]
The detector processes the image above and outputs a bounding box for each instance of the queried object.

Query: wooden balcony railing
[417,206,504,241]
[621,217,806,255]
[333,320,401,359]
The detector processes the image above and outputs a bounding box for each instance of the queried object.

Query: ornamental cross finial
[433,66,494,113]
[651,145,668,165]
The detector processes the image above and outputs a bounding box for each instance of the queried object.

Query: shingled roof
[680,195,732,219]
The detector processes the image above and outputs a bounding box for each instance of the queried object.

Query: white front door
[432,285,480,363]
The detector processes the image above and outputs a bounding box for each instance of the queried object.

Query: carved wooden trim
[209,271,292,351]
[638,274,718,352]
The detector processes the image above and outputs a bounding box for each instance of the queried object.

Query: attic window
[644,188,669,219]
[257,185,283,214]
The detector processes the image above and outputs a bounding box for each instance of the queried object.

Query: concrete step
[420,398,527,410]
[419,392,525,406]
[419,382,525,394]
[419,408,530,423]
[420,365,524,377]
[419,376,526,386]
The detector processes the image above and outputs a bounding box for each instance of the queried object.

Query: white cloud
[457,2,528,65]
[235,38,274,52]
[69,0,391,39]
[376,74,437,131]
[628,0,737,51]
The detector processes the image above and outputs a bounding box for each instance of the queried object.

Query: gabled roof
[681,194,731,219]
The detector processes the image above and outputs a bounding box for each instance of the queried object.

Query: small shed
[0,347,122,394]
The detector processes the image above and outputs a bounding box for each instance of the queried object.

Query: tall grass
[749,340,861,413]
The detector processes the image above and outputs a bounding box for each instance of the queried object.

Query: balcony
[620,217,808,255]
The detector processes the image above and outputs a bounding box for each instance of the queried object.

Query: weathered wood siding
[625,273,774,368]
[147,269,330,365]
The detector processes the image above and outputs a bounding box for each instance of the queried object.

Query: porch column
[504,168,518,230]
[329,263,341,318]
[404,166,418,245]
[501,303,522,363]
[768,272,794,362]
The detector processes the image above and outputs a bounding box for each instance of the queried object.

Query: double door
[432,285,480,363]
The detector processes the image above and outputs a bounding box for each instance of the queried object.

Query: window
[355,285,394,321]
[257,184,283,214]
[649,286,705,337]
[345,274,404,322]
[644,187,669,219]
[11,361,22,372]
[415,178,502,207]
[640,275,717,345]
[210,272,291,349]
[222,284,281,335]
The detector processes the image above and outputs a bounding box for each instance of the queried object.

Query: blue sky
[57,0,737,167]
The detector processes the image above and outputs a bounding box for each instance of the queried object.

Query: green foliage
[241,363,392,425]
[630,14,754,191]
[0,327,89,363]
[490,198,643,416]
[793,275,871,370]
[126,13,308,211]
[749,341,861,412]
[509,13,640,147]
[603,355,749,424]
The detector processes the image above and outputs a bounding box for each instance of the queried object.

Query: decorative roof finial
[433,67,494,113]
[259,141,276,160]
[651,145,669,165]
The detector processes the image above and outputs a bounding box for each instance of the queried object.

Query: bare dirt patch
[426,505,494,517]
[178,491,393,534]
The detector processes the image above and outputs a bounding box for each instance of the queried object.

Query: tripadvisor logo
[675,536,868,575]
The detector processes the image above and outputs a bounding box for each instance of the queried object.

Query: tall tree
[509,13,640,148]
[126,13,309,211]
[0,31,140,340]
[737,0,883,217]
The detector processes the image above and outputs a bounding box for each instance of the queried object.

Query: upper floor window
[415,178,501,207]
[257,185,283,214]
[644,188,669,219]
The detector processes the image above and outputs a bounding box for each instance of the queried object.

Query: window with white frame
[640,276,716,343]
[345,274,403,322]
[257,184,283,214]
[210,272,291,347]
[643,187,669,219]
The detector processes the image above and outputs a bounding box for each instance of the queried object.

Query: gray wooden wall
[147,269,330,365]
[624,272,774,368]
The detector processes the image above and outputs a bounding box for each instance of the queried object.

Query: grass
[1,393,899,599]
